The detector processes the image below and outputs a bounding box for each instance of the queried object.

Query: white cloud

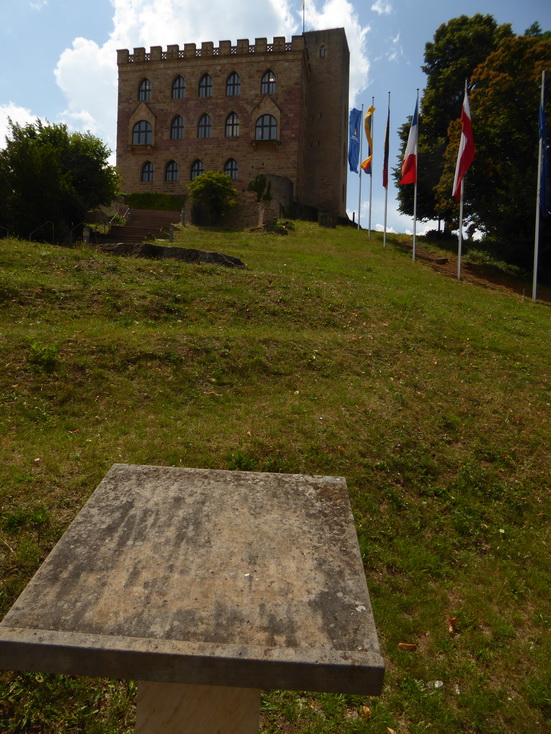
[0,103,36,148]
[54,37,119,153]
[305,0,370,105]
[107,0,298,50]
[371,0,392,15]
[29,0,48,9]
[375,223,396,233]
[51,0,371,148]
[387,32,403,63]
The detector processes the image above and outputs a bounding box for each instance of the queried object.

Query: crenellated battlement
[117,36,305,65]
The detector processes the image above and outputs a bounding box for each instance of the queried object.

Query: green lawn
[0,223,549,732]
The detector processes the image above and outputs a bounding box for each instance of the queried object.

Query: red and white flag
[399,99,418,185]
[452,88,475,200]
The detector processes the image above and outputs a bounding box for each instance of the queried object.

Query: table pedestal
[136,682,261,734]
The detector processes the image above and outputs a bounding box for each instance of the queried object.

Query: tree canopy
[0,120,119,241]
[394,14,514,223]
[394,14,551,276]
[436,35,551,268]
[187,171,237,224]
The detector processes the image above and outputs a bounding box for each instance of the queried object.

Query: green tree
[395,14,513,224]
[0,120,119,240]
[436,35,551,271]
[187,171,237,224]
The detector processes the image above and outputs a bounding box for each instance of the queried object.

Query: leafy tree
[436,35,551,271]
[395,14,513,224]
[0,120,119,241]
[247,174,273,227]
[524,22,551,40]
[247,174,272,203]
[187,171,237,224]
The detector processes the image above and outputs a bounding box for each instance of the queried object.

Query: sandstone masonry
[116,29,349,219]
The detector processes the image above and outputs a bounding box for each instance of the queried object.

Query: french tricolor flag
[399,98,418,185]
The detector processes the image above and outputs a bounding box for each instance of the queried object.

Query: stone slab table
[0,464,384,732]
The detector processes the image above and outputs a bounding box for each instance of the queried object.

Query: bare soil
[410,244,551,304]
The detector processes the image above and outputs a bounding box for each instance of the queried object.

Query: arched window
[225,112,240,138]
[199,74,212,97]
[224,158,238,180]
[255,114,277,141]
[197,114,212,138]
[141,161,154,182]
[320,45,326,58]
[138,78,151,101]
[172,75,186,99]
[191,160,204,180]
[261,70,276,94]
[226,72,240,96]
[171,115,184,139]
[165,161,178,182]
[132,120,152,145]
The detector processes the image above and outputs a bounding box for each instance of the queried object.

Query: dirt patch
[402,243,550,304]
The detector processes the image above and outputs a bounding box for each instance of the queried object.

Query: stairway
[106,209,180,244]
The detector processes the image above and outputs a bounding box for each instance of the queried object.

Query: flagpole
[368,96,374,238]
[412,89,419,261]
[383,92,390,248]
[302,0,305,34]
[533,69,546,303]
[458,179,464,280]
[358,103,363,230]
[457,80,468,280]
[453,78,475,281]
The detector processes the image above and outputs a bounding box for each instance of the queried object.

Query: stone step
[104,209,180,244]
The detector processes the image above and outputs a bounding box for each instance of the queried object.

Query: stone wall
[116,29,349,218]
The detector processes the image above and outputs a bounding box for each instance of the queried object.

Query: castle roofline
[117,35,306,65]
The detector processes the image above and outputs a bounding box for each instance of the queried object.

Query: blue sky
[1,0,549,233]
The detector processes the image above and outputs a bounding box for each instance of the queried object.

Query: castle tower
[116,28,349,219]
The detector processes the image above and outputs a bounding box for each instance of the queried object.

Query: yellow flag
[361,105,375,174]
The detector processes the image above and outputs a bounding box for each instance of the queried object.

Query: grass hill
[0,223,549,732]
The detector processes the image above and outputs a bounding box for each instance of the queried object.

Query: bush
[187,172,237,224]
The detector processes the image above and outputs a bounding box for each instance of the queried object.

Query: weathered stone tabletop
[0,464,384,732]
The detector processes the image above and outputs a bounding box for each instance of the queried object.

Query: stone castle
[116,28,349,222]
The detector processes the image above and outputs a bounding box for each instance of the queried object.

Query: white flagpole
[458,179,464,280]
[368,96,374,238]
[533,69,545,303]
[358,103,363,230]
[412,89,419,261]
[383,189,388,248]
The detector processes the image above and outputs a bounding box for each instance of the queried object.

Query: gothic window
[226,72,240,96]
[197,113,212,138]
[199,74,213,97]
[225,112,240,137]
[141,161,154,182]
[191,160,204,180]
[132,120,152,145]
[255,114,277,141]
[172,75,186,99]
[138,78,151,101]
[224,158,238,180]
[261,70,276,94]
[165,160,178,182]
[171,115,184,139]
[320,46,326,58]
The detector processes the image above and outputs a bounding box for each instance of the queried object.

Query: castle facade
[116,28,349,219]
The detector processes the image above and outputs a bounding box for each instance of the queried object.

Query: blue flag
[539,84,548,216]
[348,108,362,173]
